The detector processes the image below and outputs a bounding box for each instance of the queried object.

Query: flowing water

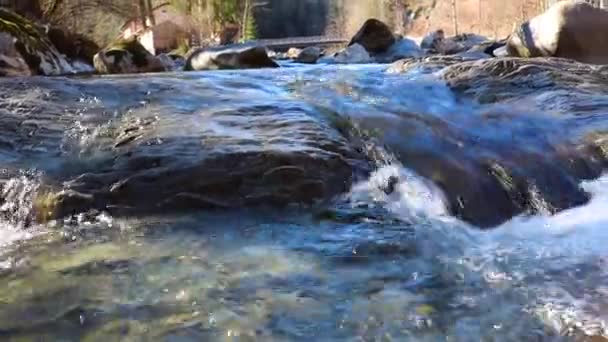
[0,63,607,341]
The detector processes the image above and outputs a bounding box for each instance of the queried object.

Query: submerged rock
[184,43,279,71]
[55,104,360,216]
[93,38,166,74]
[505,1,608,64]
[387,55,473,74]
[349,19,396,54]
[383,56,608,227]
[0,9,74,76]
[441,57,608,105]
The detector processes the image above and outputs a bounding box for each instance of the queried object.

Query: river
[0,61,606,341]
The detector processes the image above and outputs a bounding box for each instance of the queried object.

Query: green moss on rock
[104,37,151,68]
[0,9,72,75]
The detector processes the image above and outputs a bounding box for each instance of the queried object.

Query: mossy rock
[0,9,73,75]
[94,37,166,74]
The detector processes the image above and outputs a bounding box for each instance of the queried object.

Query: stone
[467,39,507,57]
[420,29,444,50]
[157,53,177,71]
[93,38,167,74]
[383,56,608,227]
[348,18,396,54]
[0,75,365,221]
[0,9,74,76]
[334,43,372,64]
[505,0,608,64]
[185,43,279,71]
[0,32,31,77]
[422,30,488,55]
[286,47,301,59]
[374,37,424,63]
[295,46,322,64]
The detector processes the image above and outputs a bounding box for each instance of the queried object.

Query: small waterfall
[0,173,41,228]
[0,172,43,249]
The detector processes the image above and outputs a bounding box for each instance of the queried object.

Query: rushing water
[0,63,607,341]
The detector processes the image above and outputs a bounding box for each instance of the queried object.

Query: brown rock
[348,19,396,54]
[506,1,608,64]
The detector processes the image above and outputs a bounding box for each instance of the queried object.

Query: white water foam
[351,164,608,337]
[348,164,450,221]
[0,174,45,249]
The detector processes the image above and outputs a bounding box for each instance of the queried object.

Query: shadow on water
[0,63,607,340]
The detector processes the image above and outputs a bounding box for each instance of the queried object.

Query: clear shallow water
[0,64,606,341]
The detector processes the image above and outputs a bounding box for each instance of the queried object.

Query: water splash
[348,164,449,221]
[0,173,43,248]
[0,173,41,227]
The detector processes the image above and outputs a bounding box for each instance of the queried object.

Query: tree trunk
[451,0,459,35]
[478,0,482,34]
[146,0,155,26]
[138,0,148,29]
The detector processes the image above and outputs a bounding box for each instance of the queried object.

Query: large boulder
[0,33,31,77]
[295,46,322,64]
[0,74,367,222]
[184,43,279,71]
[93,38,167,74]
[374,37,424,63]
[333,43,372,64]
[0,9,74,76]
[505,0,608,64]
[384,56,608,227]
[348,19,396,54]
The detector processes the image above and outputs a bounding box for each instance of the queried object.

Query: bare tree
[451,0,458,35]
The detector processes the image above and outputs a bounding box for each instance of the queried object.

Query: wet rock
[421,30,487,55]
[334,44,372,64]
[0,32,31,77]
[348,18,396,54]
[467,39,507,57]
[387,55,472,74]
[295,46,322,64]
[93,38,166,74]
[381,56,608,227]
[374,38,423,63]
[441,57,608,106]
[505,1,608,64]
[184,43,279,71]
[442,58,608,225]
[156,53,177,71]
[53,102,363,218]
[0,9,74,76]
[420,29,444,50]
